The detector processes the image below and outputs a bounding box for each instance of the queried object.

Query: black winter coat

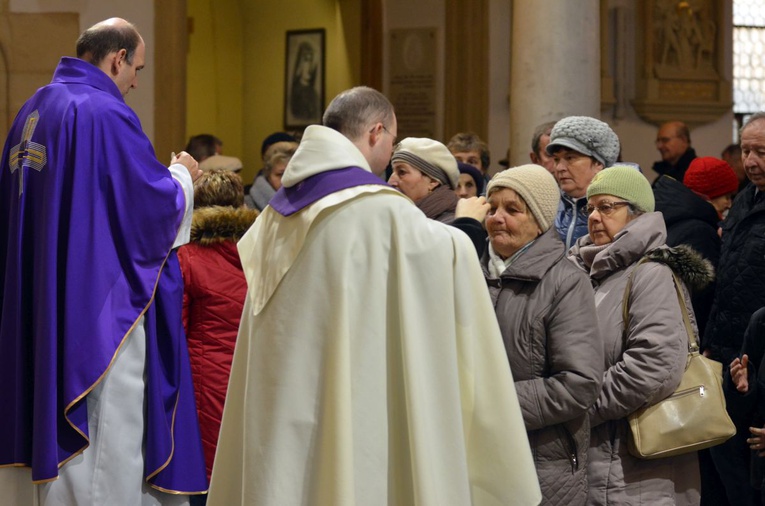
[653,175,720,337]
[723,307,765,490]
[651,147,697,182]
[703,184,765,364]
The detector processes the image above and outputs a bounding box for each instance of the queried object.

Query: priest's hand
[455,196,489,223]
[172,151,203,182]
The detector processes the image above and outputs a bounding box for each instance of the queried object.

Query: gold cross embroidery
[9,110,47,197]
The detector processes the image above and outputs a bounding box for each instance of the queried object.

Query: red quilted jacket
[178,205,258,480]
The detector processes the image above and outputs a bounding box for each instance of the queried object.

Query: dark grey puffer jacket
[482,228,604,506]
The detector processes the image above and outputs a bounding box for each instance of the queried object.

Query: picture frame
[284,28,325,130]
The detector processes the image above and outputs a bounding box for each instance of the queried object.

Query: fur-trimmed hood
[190,206,259,245]
[644,244,714,292]
[569,212,714,292]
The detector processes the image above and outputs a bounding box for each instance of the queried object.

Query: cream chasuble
[208,126,541,506]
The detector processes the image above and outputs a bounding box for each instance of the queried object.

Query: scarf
[417,184,458,222]
[576,241,611,270]
[487,240,536,278]
[249,174,276,211]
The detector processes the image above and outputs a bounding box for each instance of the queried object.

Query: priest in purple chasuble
[0,18,207,505]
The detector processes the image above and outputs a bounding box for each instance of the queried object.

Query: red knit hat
[683,157,739,200]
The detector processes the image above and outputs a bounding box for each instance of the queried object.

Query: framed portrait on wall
[284,28,325,129]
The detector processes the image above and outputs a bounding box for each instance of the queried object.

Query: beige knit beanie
[486,164,560,231]
[586,165,655,212]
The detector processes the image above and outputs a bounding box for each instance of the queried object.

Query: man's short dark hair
[675,122,691,144]
[76,21,141,66]
[531,121,557,157]
[322,87,395,142]
[447,132,490,171]
[185,134,222,162]
[722,143,741,158]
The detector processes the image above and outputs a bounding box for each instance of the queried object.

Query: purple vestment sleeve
[144,252,208,491]
[0,57,206,492]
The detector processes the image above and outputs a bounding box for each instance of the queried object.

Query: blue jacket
[555,193,589,251]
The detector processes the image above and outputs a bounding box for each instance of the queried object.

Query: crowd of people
[3,15,765,506]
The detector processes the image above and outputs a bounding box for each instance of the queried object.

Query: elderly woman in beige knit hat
[482,164,603,506]
[389,137,460,223]
[568,165,712,505]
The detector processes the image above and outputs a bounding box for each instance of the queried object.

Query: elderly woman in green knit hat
[568,165,711,505]
[482,164,603,506]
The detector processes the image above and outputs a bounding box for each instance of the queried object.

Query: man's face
[722,149,747,185]
[452,150,485,174]
[552,147,604,198]
[114,40,145,97]
[741,119,765,191]
[530,134,555,174]
[369,115,397,176]
[655,124,689,166]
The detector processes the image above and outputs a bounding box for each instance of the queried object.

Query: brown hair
[447,132,490,170]
[193,169,244,209]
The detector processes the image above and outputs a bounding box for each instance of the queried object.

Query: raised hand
[455,196,490,223]
[730,354,750,393]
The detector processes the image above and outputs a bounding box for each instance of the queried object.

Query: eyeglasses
[381,124,397,144]
[586,201,631,216]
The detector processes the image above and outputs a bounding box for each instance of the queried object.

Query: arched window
[733,0,765,134]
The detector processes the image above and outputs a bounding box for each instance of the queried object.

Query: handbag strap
[621,256,698,353]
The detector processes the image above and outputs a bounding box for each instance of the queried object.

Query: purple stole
[269,166,388,216]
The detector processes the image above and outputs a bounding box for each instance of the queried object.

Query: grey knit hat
[391,137,460,189]
[486,164,561,232]
[545,116,620,167]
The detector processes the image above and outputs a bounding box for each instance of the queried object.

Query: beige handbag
[622,259,736,459]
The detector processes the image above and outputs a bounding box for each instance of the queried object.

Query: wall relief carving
[633,0,730,125]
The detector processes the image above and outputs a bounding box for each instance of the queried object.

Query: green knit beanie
[586,165,655,212]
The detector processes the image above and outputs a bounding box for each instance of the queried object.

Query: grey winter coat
[483,228,603,506]
[569,212,712,506]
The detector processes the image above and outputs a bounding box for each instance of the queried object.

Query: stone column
[509,0,601,167]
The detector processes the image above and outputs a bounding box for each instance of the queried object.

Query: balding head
[76,18,142,66]
[322,87,397,175]
[323,87,395,142]
[76,18,145,97]
[663,121,691,143]
[656,120,691,165]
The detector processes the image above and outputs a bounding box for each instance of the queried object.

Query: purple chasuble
[0,57,206,491]
[269,166,388,216]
